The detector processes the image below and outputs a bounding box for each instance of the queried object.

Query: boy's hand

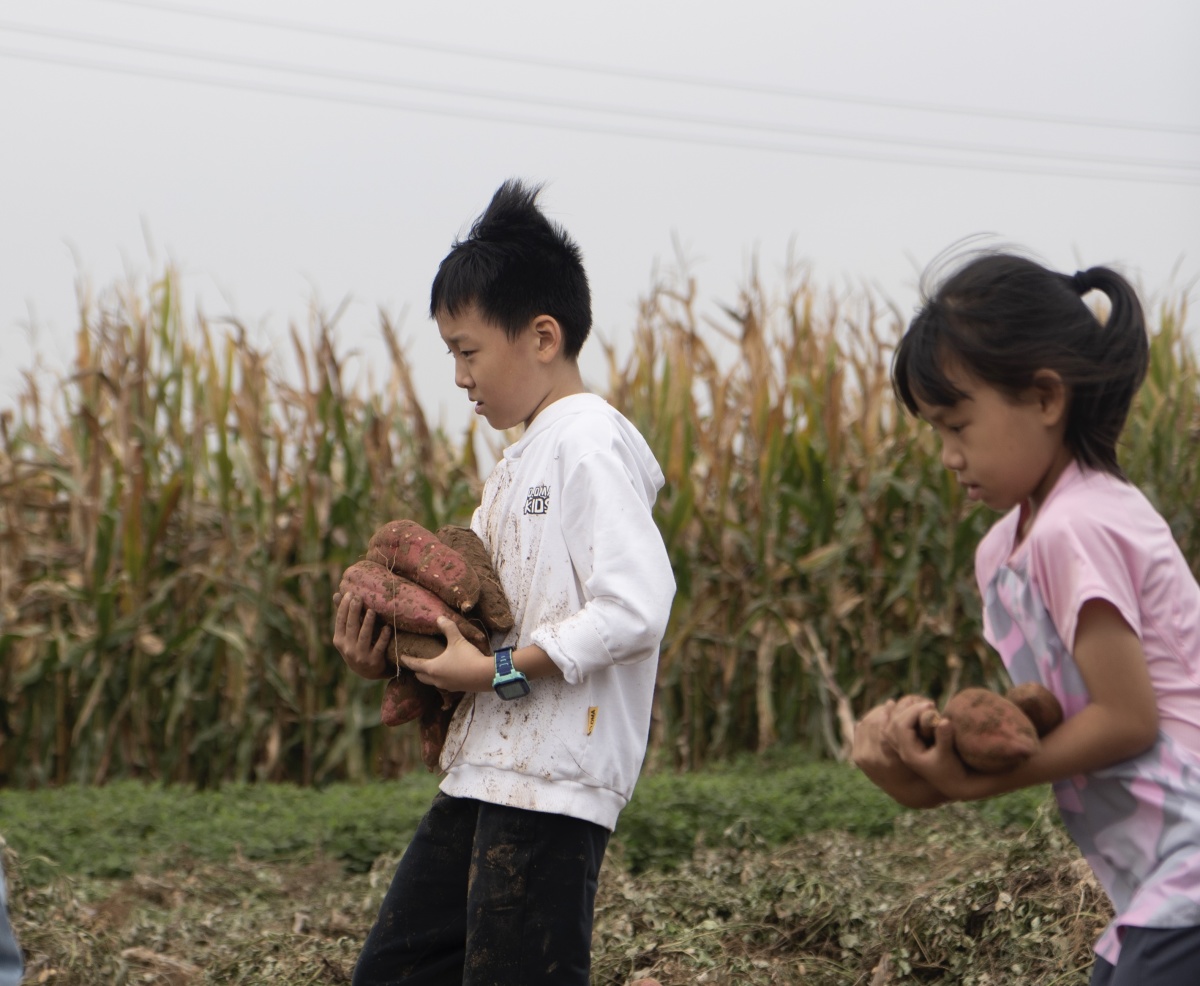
[400,616,494,693]
[332,592,394,679]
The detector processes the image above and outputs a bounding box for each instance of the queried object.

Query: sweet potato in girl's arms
[1005,681,1065,737]
[916,684,1063,773]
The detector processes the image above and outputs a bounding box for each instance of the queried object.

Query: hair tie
[1071,270,1091,294]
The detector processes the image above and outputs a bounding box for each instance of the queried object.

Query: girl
[853,251,1200,985]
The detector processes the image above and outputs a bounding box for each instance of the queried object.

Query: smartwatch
[492,646,530,700]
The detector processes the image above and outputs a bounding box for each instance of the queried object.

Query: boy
[333,179,676,985]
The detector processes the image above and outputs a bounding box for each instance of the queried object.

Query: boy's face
[437,304,547,431]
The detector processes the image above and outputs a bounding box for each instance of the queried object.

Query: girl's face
[914,361,1072,515]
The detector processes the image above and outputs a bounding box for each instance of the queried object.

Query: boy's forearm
[512,644,561,681]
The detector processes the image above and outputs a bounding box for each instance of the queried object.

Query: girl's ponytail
[1067,266,1146,374]
[1061,266,1149,477]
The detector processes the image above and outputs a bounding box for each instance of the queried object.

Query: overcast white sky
[2,0,1198,434]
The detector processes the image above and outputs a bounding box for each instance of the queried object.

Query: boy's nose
[454,365,473,390]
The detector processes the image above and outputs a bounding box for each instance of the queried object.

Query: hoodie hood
[507,393,665,500]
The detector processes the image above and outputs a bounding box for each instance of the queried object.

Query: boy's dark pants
[353,792,610,986]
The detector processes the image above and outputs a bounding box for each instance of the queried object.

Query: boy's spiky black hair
[430,179,592,358]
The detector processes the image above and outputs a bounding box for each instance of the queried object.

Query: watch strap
[494,646,515,677]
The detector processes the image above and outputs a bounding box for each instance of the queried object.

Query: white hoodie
[438,393,676,831]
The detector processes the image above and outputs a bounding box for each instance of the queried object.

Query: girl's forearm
[934,701,1158,802]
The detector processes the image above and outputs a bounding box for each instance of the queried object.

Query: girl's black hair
[891,250,1149,478]
[429,179,592,358]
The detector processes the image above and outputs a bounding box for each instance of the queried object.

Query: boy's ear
[531,315,563,363]
[1031,369,1067,424]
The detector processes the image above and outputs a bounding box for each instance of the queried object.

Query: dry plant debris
[7,806,1109,985]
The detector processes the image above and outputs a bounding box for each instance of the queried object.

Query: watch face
[495,677,530,700]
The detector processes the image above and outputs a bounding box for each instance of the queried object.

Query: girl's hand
[399,616,494,693]
[853,698,948,808]
[887,699,978,800]
[880,694,939,763]
[332,592,394,679]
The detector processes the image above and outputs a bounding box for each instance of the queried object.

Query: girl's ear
[1031,369,1068,425]
[531,315,563,363]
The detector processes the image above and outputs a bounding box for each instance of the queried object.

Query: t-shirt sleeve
[1027,514,1143,653]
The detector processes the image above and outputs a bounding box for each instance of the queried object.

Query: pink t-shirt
[975,461,1200,963]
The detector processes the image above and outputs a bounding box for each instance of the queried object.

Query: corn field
[1,267,1196,787]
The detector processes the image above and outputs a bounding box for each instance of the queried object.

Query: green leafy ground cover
[1,757,1106,984]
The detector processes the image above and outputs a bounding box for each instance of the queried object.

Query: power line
[2,44,1198,187]
[4,19,1196,176]
[96,0,1200,140]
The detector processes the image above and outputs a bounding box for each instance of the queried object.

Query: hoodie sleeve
[530,442,675,685]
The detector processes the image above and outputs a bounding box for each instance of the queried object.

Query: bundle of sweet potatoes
[912,682,1064,773]
[339,520,514,771]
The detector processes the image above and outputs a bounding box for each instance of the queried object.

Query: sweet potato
[419,694,461,772]
[380,671,426,726]
[393,630,446,660]
[368,519,481,613]
[435,525,515,632]
[380,670,463,771]
[339,559,489,650]
[1005,682,1063,738]
[917,687,1040,773]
